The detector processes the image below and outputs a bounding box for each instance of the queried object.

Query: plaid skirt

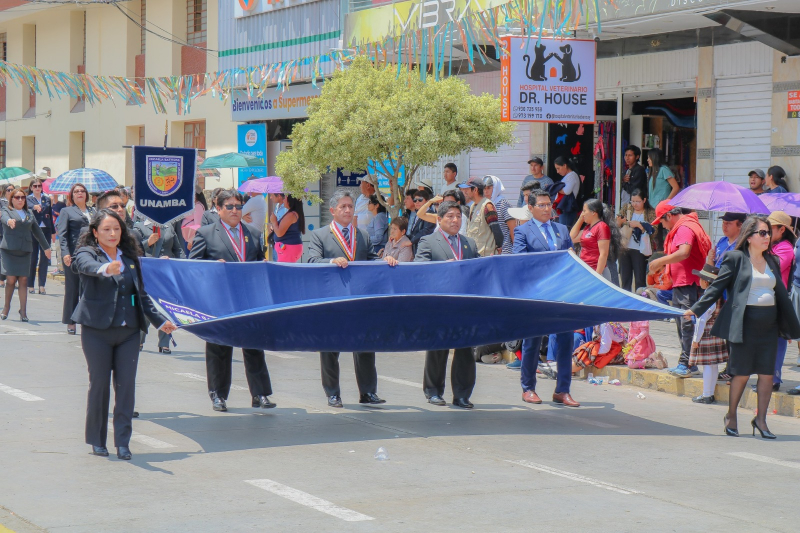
[688,304,729,366]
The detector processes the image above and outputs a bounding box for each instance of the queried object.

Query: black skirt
[728,305,778,376]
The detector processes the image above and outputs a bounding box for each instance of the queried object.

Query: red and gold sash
[223,223,246,262]
[330,222,357,261]
[439,227,462,260]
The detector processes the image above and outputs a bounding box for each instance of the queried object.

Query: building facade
[0,0,237,189]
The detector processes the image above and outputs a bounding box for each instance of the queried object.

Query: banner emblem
[146,155,183,197]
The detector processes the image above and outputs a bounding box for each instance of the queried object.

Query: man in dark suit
[407,189,436,252]
[189,189,275,412]
[512,190,580,407]
[307,188,398,408]
[415,201,480,408]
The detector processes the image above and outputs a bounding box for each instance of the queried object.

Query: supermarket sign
[500,36,596,124]
[235,0,320,17]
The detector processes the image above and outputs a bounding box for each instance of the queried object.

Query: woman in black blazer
[56,183,95,334]
[73,210,176,460]
[132,214,184,353]
[0,184,16,287]
[0,188,51,321]
[688,216,800,439]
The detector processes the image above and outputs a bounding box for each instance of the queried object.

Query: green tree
[277,57,516,218]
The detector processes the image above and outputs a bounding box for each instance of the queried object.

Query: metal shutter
[714,76,772,187]
[468,123,531,194]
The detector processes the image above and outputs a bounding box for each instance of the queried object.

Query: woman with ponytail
[569,198,622,284]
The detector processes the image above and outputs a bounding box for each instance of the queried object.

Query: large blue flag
[140,251,681,352]
[133,146,196,224]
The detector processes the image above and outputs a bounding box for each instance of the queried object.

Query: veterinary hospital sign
[500,37,596,124]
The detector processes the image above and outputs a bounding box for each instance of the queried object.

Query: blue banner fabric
[133,146,196,225]
[140,250,682,353]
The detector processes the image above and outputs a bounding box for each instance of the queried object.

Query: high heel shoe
[0,313,7,321]
[18,311,28,322]
[724,415,739,437]
[751,417,776,439]
[159,347,171,354]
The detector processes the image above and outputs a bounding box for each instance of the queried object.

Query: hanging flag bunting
[0,0,610,115]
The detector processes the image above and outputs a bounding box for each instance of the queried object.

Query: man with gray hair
[307,188,398,408]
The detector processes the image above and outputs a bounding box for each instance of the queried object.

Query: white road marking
[729,452,800,470]
[0,324,62,336]
[175,372,247,391]
[131,432,176,449]
[265,351,301,359]
[0,383,44,402]
[506,460,640,495]
[245,479,374,522]
[378,375,421,388]
[536,410,619,429]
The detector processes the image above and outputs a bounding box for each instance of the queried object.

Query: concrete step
[578,365,800,418]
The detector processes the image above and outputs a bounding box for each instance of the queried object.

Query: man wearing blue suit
[512,190,580,407]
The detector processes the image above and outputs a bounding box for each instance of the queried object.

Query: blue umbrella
[50,168,119,194]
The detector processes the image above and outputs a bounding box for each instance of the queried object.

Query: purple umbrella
[669,181,769,214]
[758,193,800,217]
[238,176,284,194]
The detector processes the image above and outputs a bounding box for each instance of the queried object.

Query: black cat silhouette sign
[501,37,596,124]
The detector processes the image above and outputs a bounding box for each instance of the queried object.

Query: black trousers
[423,348,476,400]
[205,342,272,399]
[62,263,80,325]
[29,229,51,287]
[319,352,377,397]
[82,325,140,448]
[672,284,699,366]
[618,248,649,292]
[140,327,170,349]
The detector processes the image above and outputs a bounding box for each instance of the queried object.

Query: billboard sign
[501,37,596,124]
[237,123,268,187]
[231,84,322,122]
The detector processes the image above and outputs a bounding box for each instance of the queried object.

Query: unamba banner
[133,146,196,225]
[501,37,596,124]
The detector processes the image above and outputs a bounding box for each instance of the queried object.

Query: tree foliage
[277,57,516,217]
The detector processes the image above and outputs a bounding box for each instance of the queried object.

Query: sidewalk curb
[578,366,800,418]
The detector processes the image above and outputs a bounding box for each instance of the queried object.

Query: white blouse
[747,263,775,306]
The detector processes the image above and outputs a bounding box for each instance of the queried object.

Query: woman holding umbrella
[0,188,51,320]
[57,183,95,335]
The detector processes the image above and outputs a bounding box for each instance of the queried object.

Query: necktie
[448,234,458,248]
[342,226,350,242]
[541,222,556,251]
[230,225,239,240]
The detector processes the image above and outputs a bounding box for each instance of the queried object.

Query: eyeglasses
[12,195,25,200]
[222,204,244,211]
[5,188,13,193]
[413,198,425,203]
[535,203,553,209]
[106,203,124,210]
[74,190,86,194]
[31,184,42,189]
[755,229,770,238]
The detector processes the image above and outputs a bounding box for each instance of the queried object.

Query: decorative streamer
[0,0,607,115]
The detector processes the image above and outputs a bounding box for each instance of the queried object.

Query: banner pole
[164,120,169,149]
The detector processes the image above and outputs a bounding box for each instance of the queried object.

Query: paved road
[2,281,800,532]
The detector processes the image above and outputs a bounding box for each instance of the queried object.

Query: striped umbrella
[0,167,31,180]
[50,168,118,194]
[196,155,220,180]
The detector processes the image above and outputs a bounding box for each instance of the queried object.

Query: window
[184,121,205,150]
[140,0,146,55]
[0,33,6,62]
[138,126,145,146]
[186,0,207,46]
[0,141,6,169]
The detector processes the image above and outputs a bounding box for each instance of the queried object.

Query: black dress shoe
[788,387,800,395]
[116,446,132,460]
[328,395,343,408]
[452,398,474,409]
[359,393,386,404]
[91,446,109,457]
[428,395,446,406]
[209,391,227,412]
[132,411,139,418]
[252,395,276,408]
